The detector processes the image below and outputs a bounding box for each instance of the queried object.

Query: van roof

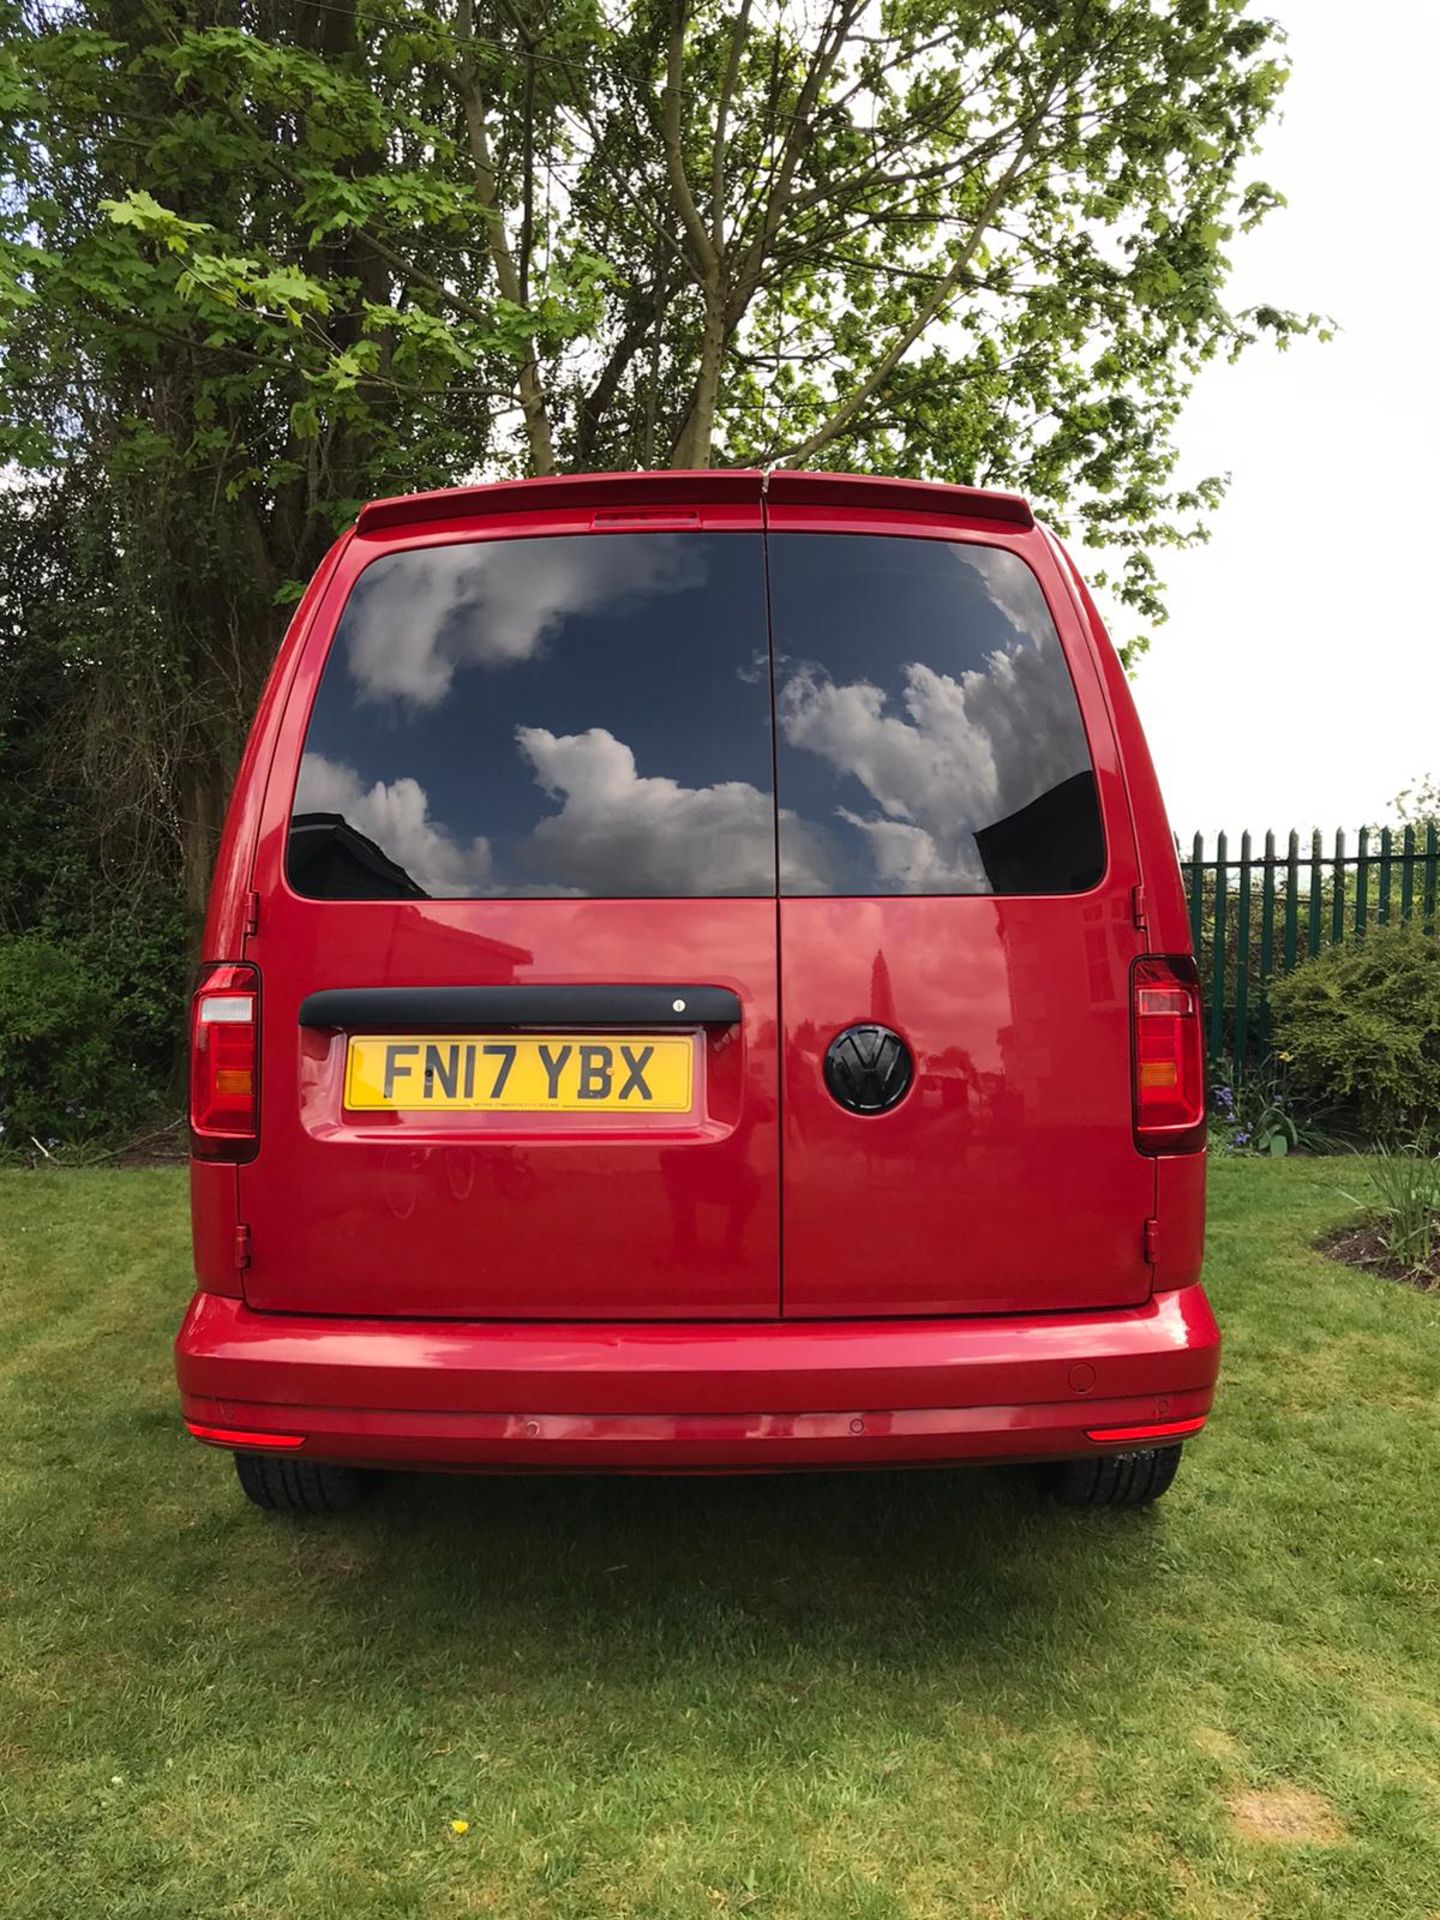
[355,469,1035,537]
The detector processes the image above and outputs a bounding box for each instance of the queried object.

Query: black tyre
[1046,1444,1182,1510]
[233,1451,377,1514]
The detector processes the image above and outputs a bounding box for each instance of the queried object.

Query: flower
[450,1820,470,1835]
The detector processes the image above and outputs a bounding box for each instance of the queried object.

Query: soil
[1322,1220,1440,1292]
[1227,1786,1348,1847]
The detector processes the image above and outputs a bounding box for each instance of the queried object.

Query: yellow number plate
[344,1033,694,1113]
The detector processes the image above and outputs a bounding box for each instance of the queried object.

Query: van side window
[288,533,776,900]
[768,534,1105,896]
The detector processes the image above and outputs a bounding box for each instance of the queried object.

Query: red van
[176,470,1217,1515]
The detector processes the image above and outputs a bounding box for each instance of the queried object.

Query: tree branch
[774,96,1056,467]
[711,0,752,252]
[661,0,719,283]
[453,0,555,475]
[576,264,673,465]
[663,0,725,465]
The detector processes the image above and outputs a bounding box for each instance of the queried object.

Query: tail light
[186,1421,303,1451]
[1131,955,1205,1154]
[1085,1415,1208,1445]
[190,963,259,1160]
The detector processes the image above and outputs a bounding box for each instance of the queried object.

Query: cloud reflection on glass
[287,530,1103,902]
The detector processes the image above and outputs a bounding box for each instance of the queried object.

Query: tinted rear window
[768,534,1104,895]
[288,532,775,899]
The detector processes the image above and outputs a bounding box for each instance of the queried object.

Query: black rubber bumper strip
[297,984,742,1030]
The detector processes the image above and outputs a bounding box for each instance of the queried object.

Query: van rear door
[766,506,1154,1317]
[239,509,781,1321]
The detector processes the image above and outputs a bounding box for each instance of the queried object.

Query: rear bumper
[175,1283,1220,1473]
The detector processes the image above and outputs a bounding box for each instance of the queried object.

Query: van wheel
[233,1452,377,1514]
[1046,1445,1182,1510]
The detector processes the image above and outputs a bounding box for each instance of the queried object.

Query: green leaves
[100,191,211,251]
[176,256,333,325]
[0,0,1320,960]
[1272,925,1440,1137]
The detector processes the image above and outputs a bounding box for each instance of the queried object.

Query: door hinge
[1131,884,1148,931]
[234,1223,252,1271]
[242,889,260,937]
[1142,1217,1159,1265]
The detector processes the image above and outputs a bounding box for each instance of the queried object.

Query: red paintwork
[238,492,779,1322]
[189,1161,241,1298]
[778,895,1152,1316]
[179,469,1213,1478]
[356,466,1034,537]
[176,1280,1219,1470]
[241,899,780,1320]
[767,496,1151,1318]
[1046,522,1208,1289]
[1154,1151,1207,1293]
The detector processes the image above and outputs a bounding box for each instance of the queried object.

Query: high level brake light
[190,963,259,1160]
[1131,955,1205,1154]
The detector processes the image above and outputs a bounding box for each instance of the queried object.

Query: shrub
[0,935,151,1151]
[1270,922,1440,1135]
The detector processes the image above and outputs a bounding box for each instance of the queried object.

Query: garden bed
[1322,1218,1440,1291]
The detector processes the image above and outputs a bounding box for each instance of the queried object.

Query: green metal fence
[1179,827,1440,1069]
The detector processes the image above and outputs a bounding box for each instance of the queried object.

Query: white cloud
[296,731,818,898]
[834,808,987,891]
[341,536,705,709]
[516,726,809,894]
[295,752,494,897]
[961,543,1056,648]
[777,640,1090,890]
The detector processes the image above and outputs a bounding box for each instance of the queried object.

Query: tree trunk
[178,750,230,946]
[668,292,724,468]
[454,1,555,477]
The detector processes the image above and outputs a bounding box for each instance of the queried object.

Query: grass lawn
[2,1161,1439,1918]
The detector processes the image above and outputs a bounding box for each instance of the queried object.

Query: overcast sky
[1106,0,1439,840]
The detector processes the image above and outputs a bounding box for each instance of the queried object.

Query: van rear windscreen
[287,529,1103,900]
[288,532,776,900]
[769,533,1103,896]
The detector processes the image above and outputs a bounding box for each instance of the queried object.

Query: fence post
[1234,831,1252,1070]
[1188,831,1204,959]
[1283,830,1300,971]
[1258,830,1276,1048]
[1308,830,1324,957]
[1183,821,1435,1067]
[1330,829,1346,946]
[1210,831,1228,1063]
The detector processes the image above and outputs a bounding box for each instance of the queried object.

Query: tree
[1391,777,1440,835]
[1,0,1318,935]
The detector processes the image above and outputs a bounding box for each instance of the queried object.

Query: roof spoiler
[765,470,1033,528]
[356,469,1034,535]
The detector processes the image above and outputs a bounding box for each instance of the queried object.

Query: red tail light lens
[190,963,259,1160]
[186,1421,303,1451]
[1085,1415,1208,1445]
[1132,955,1205,1154]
